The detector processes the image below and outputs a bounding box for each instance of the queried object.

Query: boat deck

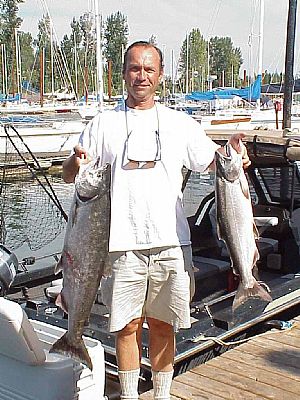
[139,314,300,399]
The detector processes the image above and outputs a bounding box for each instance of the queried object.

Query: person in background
[62,41,250,400]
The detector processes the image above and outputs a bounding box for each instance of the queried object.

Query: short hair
[122,41,164,74]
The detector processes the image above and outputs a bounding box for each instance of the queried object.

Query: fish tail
[49,332,93,370]
[233,279,272,311]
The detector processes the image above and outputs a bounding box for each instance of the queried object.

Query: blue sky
[18,0,300,78]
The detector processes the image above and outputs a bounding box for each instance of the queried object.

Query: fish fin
[55,292,68,314]
[232,279,272,311]
[54,257,63,274]
[50,332,93,370]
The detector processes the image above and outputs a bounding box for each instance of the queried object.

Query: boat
[0,118,86,169]
[1,128,300,398]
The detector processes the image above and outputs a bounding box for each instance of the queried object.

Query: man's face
[123,46,163,108]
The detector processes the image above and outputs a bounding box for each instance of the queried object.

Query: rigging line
[3,125,68,222]
[40,0,75,94]
[207,0,222,38]
[7,124,68,221]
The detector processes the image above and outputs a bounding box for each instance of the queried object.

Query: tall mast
[283,0,298,131]
[94,0,104,109]
[15,29,22,102]
[49,18,55,100]
[185,33,189,95]
[256,0,264,109]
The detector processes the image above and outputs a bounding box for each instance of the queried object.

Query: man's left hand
[228,133,251,169]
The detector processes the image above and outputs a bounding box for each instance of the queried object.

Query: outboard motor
[0,244,18,296]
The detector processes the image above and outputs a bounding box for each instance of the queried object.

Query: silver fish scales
[215,143,272,310]
[50,159,111,370]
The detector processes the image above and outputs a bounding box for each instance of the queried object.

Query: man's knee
[117,318,144,337]
[147,318,173,336]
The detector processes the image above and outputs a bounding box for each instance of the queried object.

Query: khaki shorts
[101,246,194,332]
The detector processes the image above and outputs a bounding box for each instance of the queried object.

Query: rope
[191,320,296,346]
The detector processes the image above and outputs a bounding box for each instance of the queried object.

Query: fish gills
[215,143,272,310]
[50,159,111,370]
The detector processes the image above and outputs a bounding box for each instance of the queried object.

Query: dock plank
[221,348,300,381]
[235,342,300,371]
[175,370,262,399]
[139,374,225,400]
[192,363,292,399]
[252,332,300,349]
[207,353,300,395]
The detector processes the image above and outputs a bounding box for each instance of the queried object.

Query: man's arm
[62,145,88,183]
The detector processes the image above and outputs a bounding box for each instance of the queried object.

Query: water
[1,170,216,270]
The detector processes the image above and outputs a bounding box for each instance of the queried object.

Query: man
[63,41,250,400]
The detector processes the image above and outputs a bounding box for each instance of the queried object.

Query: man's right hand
[73,145,88,160]
[62,145,89,183]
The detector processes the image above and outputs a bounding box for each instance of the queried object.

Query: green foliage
[209,36,243,87]
[103,11,128,94]
[0,0,24,89]
[18,31,35,86]
[60,13,97,99]
[179,29,207,92]
[149,35,158,46]
[178,29,243,92]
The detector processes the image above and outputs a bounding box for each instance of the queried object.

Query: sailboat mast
[49,19,55,101]
[283,0,298,130]
[256,0,264,109]
[185,33,189,95]
[94,0,104,109]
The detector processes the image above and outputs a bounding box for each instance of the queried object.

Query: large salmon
[50,158,111,370]
[215,143,272,310]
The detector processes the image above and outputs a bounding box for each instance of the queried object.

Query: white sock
[118,369,140,400]
[152,370,174,400]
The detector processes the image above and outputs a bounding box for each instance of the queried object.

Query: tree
[18,31,35,91]
[0,0,24,92]
[103,11,128,95]
[209,36,243,88]
[60,15,94,99]
[149,35,158,46]
[178,29,207,92]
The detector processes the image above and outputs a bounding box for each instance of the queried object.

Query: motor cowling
[0,244,18,296]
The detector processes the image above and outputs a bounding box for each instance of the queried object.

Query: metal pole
[94,0,104,109]
[283,0,298,131]
[185,33,189,95]
[256,0,264,110]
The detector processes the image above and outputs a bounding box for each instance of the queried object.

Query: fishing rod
[3,125,68,222]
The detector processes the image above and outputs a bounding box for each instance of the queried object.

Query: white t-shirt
[79,102,219,252]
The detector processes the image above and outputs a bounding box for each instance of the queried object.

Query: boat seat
[193,256,231,279]
[0,297,105,400]
[208,204,279,260]
[192,256,231,301]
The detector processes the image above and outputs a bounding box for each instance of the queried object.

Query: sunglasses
[126,129,161,163]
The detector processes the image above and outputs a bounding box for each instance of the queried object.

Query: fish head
[75,159,111,199]
[215,143,243,182]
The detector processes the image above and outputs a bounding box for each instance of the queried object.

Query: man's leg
[147,317,174,399]
[116,317,144,400]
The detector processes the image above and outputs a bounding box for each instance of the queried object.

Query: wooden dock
[139,315,300,399]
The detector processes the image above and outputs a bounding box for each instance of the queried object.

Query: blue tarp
[186,75,262,102]
[0,93,21,103]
